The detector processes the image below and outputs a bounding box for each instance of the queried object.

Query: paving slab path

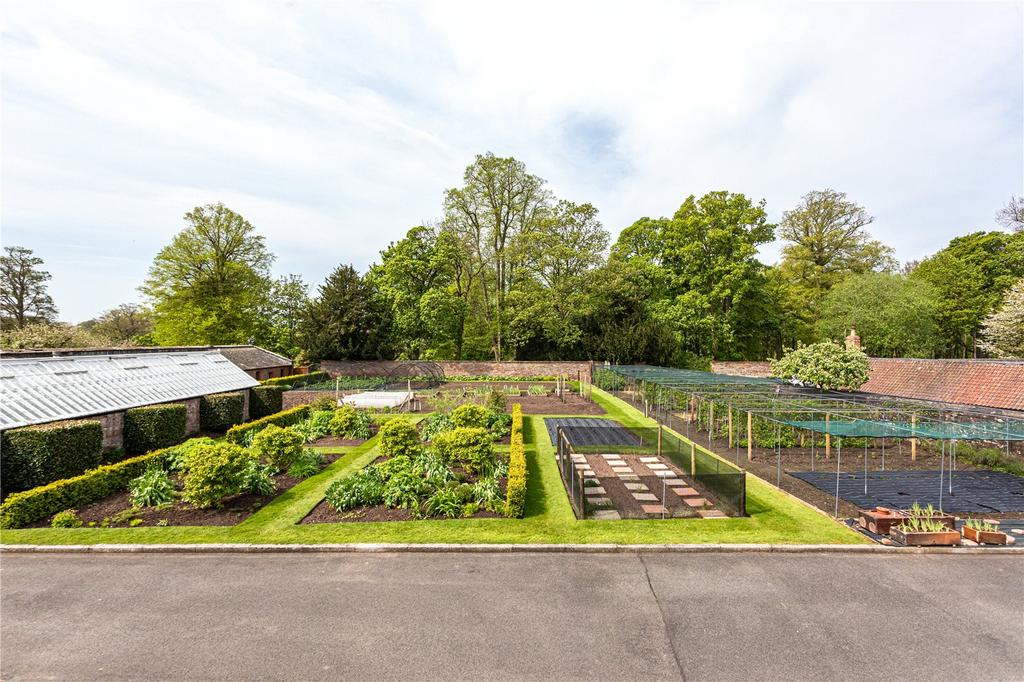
[2,552,1021,681]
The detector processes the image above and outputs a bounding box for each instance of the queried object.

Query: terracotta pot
[858,507,906,535]
[891,527,961,546]
[962,525,1009,545]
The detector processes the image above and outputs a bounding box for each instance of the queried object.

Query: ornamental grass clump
[287,448,324,478]
[181,443,256,508]
[128,465,176,508]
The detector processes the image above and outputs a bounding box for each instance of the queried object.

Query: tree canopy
[0,246,58,330]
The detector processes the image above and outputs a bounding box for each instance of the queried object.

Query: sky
[2,0,1022,323]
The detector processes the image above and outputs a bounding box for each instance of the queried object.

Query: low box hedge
[504,404,527,518]
[1,419,104,497]
[124,404,187,454]
[200,392,245,432]
[0,444,175,529]
[225,404,311,444]
[260,370,328,389]
[250,385,284,419]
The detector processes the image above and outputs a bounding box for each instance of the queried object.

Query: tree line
[3,153,1023,362]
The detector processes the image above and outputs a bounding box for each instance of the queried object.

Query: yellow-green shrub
[505,404,527,518]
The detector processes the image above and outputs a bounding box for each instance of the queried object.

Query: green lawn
[0,389,864,545]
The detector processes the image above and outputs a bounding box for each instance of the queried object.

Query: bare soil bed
[32,454,343,528]
[504,394,605,415]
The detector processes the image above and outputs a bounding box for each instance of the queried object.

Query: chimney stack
[845,328,861,351]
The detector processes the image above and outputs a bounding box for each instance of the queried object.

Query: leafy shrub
[292,411,335,443]
[310,396,337,412]
[1,419,104,496]
[383,470,426,509]
[486,390,507,412]
[505,404,527,518]
[412,451,453,484]
[225,405,312,444]
[241,459,277,495]
[422,485,464,518]
[124,404,187,454]
[51,509,83,528]
[199,392,245,432]
[770,342,870,390]
[420,413,455,441]
[0,444,177,529]
[377,419,423,458]
[165,437,217,472]
[250,424,304,471]
[249,385,284,419]
[487,411,513,439]
[181,443,255,508]
[329,406,372,439]
[325,469,385,511]
[128,465,176,508]
[375,455,414,480]
[432,427,495,476]
[451,404,491,429]
[287,448,324,478]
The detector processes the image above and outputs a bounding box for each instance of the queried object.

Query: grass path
[0,391,865,545]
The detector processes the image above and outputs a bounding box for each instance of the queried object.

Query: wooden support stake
[825,413,831,459]
[690,441,696,476]
[727,407,733,448]
[657,425,663,457]
[911,413,917,461]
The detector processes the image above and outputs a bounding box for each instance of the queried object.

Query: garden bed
[31,454,342,528]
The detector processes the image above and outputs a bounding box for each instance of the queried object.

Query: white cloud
[2,0,1021,321]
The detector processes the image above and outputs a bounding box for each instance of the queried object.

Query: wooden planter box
[962,525,1010,545]
[905,513,957,531]
[891,527,961,547]
[858,508,906,535]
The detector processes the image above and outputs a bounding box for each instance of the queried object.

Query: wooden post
[747,411,753,460]
[690,441,696,476]
[825,414,831,459]
[657,425,663,457]
[709,401,714,437]
[727,406,733,448]
[911,413,917,461]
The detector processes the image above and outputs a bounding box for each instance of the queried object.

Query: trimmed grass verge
[0,390,865,546]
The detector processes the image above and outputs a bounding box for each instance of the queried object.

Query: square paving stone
[664,479,687,486]
[584,487,607,496]
[606,460,626,467]
[647,463,669,470]
[618,474,640,481]
[592,510,621,520]
[654,470,675,478]
[612,467,633,474]
[632,492,659,502]
[682,497,707,507]
[698,510,728,518]
[624,482,649,491]
[642,504,668,515]
[601,454,620,459]
[640,457,661,463]
[587,497,611,506]
[673,487,699,497]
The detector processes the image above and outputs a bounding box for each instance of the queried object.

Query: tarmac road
[1,551,1022,681]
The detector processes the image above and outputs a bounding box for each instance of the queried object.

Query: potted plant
[962,519,1011,545]
[890,516,961,546]
[858,507,906,534]
[903,502,956,530]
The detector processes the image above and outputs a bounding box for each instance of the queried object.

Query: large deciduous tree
[997,196,1024,233]
[816,272,940,357]
[979,278,1024,358]
[141,203,275,345]
[82,303,154,343]
[0,246,58,329]
[298,265,391,362]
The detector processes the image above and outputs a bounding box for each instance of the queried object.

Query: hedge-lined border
[504,404,526,518]
[1,419,104,496]
[249,385,284,420]
[225,404,311,444]
[124,404,187,454]
[260,371,329,389]
[0,445,175,530]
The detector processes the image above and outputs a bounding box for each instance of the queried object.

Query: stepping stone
[698,510,728,518]
[584,487,607,496]
[606,460,626,467]
[640,457,661,463]
[647,463,668,471]
[632,492,659,502]
[624,482,649,491]
[664,479,687,486]
[642,504,668,515]
[612,467,633,474]
[683,497,707,507]
[673,488,699,497]
[586,497,611,506]
[618,474,640,481]
[592,510,621,520]
[654,470,675,478]
[601,454,620,459]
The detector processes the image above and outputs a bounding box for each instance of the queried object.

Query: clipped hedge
[1,420,104,497]
[261,370,329,389]
[200,392,245,432]
[0,444,177,529]
[505,404,527,518]
[225,404,311,444]
[124,404,187,454]
[249,385,284,419]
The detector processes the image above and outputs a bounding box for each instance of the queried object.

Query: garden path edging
[1,543,1020,554]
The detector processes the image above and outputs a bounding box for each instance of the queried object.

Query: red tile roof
[862,359,1024,412]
